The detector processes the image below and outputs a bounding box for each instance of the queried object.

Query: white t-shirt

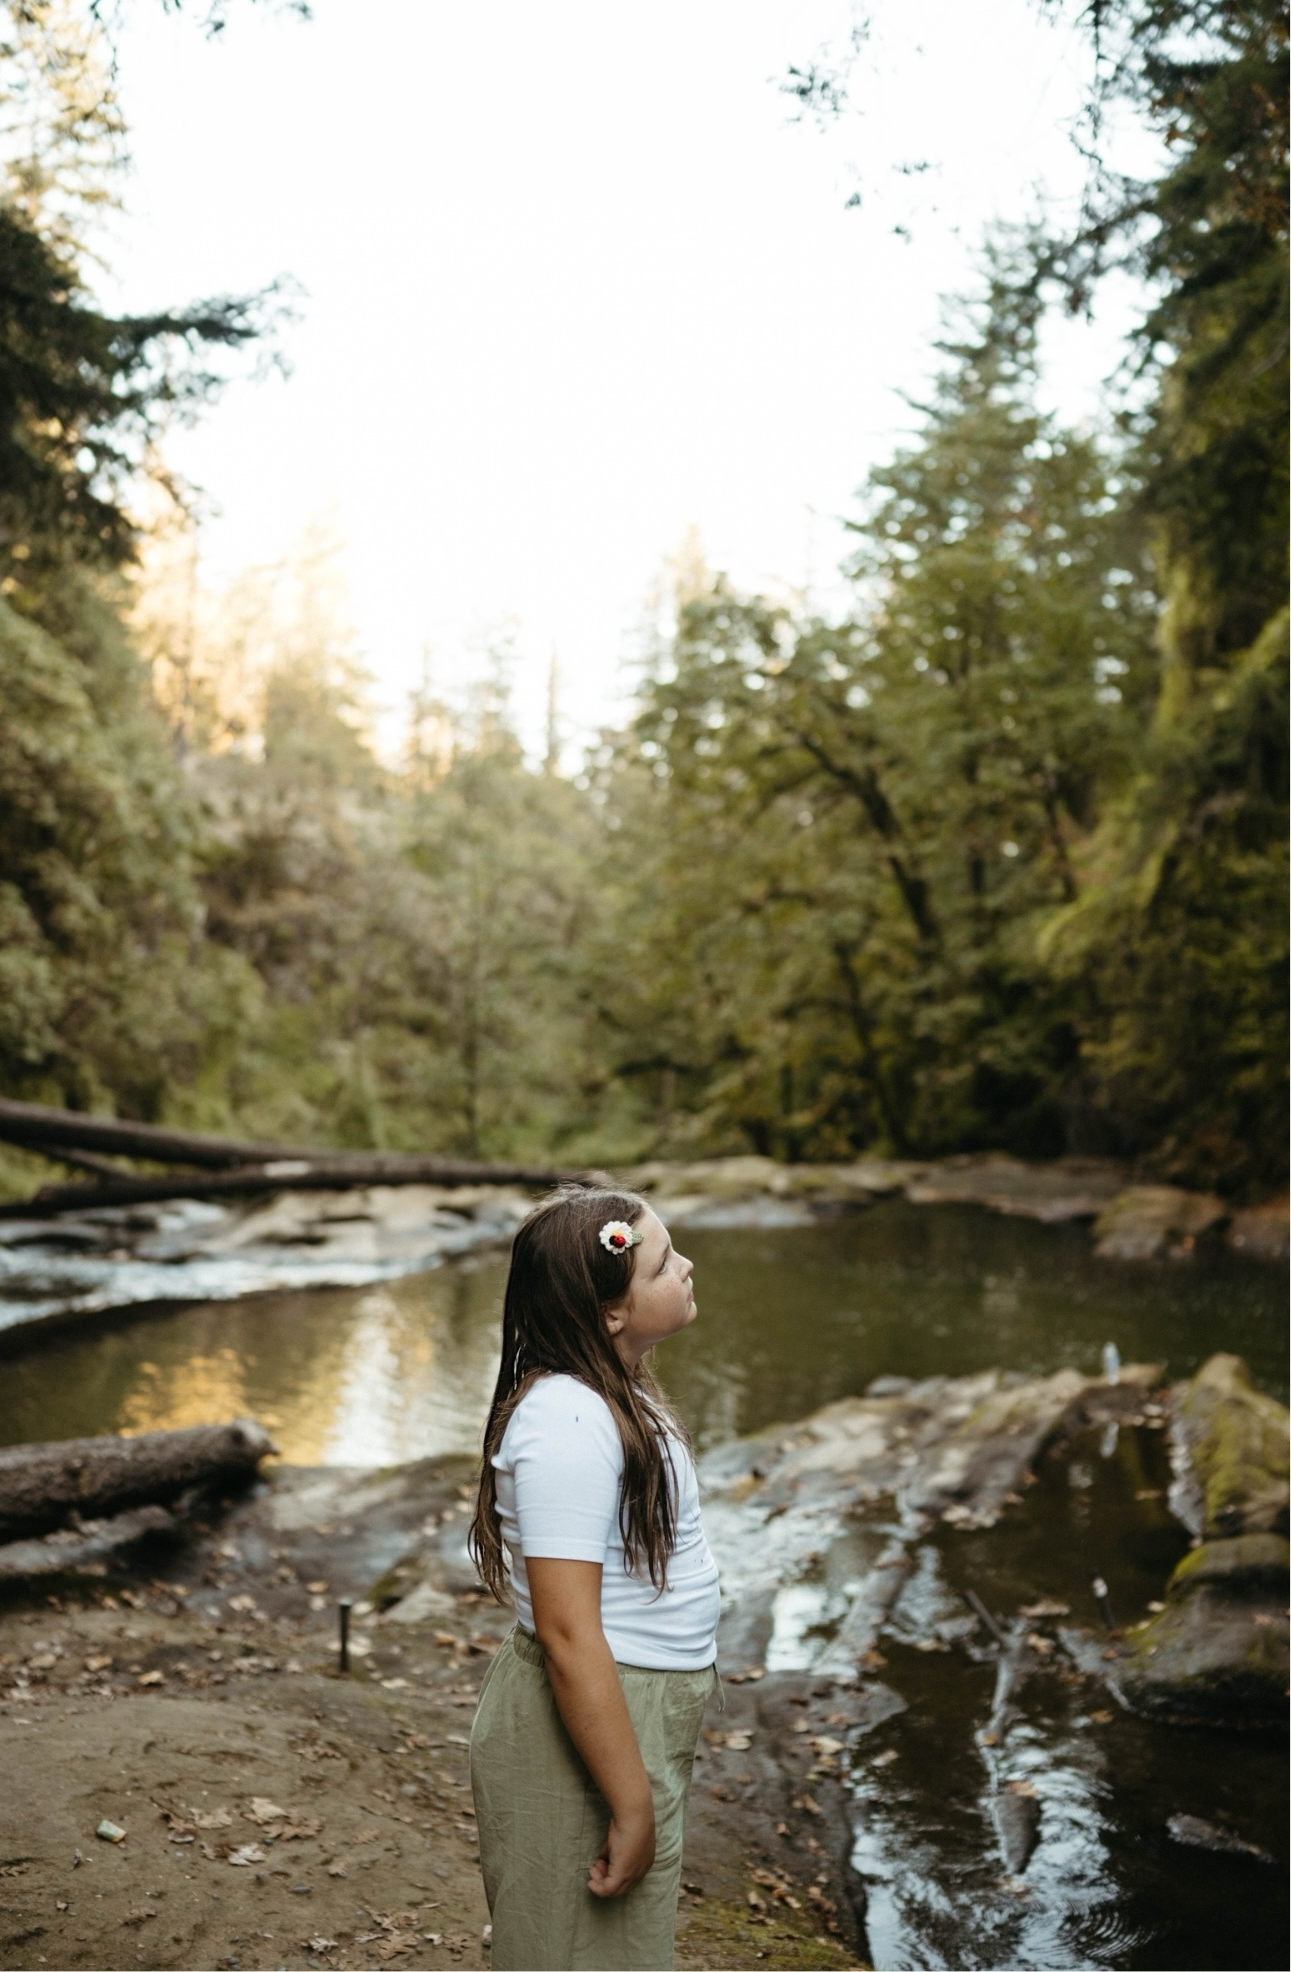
[492,1372,720,1671]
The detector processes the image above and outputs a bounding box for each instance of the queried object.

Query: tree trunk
[0,1099,593,1216]
[0,1097,311,1169]
[0,1418,277,1540]
[1,1153,593,1219]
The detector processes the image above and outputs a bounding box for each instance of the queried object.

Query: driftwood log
[0,1097,591,1216]
[0,1504,182,1580]
[0,1417,277,1540]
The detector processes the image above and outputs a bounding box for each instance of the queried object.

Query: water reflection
[1,1201,1285,1457]
[856,1430,1288,1972]
[0,1256,510,1462]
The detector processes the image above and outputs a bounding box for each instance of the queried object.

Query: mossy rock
[1119,1533,1289,1726]
[1168,1531,1290,1595]
[1177,1354,1289,1539]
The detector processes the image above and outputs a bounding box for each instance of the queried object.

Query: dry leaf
[227,1844,267,1867]
[190,1809,232,1830]
[244,1798,287,1825]
[137,1669,165,1687]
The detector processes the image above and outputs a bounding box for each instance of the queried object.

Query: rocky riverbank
[0,1455,864,1972]
[1,1351,1284,1970]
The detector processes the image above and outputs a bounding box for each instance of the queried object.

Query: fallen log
[0,1097,593,1215]
[0,1418,277,1540]
[0,1503,181,1579]
[0,1097,310,1169]
[1,1151,594,1218]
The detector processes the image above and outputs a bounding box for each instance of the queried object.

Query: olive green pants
[470,1625,717,1971]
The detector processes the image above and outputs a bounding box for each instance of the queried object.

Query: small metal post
[1090,1573,1115,1631]
[338,1597,352,1673]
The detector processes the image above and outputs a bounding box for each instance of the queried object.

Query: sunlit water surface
[3,1201,1285,1456]
[1,1201,1286,1969]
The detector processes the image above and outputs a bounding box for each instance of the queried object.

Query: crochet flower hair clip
[599,1219,643,1254]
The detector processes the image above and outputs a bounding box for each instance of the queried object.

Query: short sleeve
[499,1376,622,1564]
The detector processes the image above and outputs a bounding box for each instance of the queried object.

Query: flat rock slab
[1093,1185,1227,1261]
[700,1363,1165,1678]
[905,1155,1128,1222]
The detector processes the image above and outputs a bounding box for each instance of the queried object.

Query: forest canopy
[0,0,1285,1199]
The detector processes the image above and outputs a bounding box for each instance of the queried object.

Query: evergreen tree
[609,278,1156,1160]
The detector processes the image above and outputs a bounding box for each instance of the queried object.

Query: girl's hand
[588,1800,656,1898]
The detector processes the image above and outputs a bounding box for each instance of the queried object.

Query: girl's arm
[527,1555,655,1898]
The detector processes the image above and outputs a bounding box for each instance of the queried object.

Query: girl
[469,1184,721,1972]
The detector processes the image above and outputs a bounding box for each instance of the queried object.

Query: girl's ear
[603,1306,626,1337]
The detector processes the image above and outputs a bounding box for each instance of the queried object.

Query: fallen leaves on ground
[227,1843,267,1867]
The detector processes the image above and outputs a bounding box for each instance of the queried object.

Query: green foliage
[604,287,1158,1161]
[0,0,288,1138]
[0,582,257,1116]
[184,656,627,1162]
[0,0,1283,1201]
[1030,0,1290,1189]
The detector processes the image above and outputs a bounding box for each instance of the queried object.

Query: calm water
[2,1200,1284,1456]
[1,1202,1285,1971]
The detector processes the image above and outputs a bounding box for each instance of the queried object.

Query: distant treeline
[0,0,1286,1198]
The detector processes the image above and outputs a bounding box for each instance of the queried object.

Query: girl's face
[603,1208,695,1367]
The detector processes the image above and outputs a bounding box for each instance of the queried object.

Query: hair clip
[599,1219,642,1254]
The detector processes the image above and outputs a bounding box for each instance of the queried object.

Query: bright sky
[101,0,1153,758]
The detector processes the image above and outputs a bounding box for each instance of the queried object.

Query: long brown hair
[469,1184,690,1600]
